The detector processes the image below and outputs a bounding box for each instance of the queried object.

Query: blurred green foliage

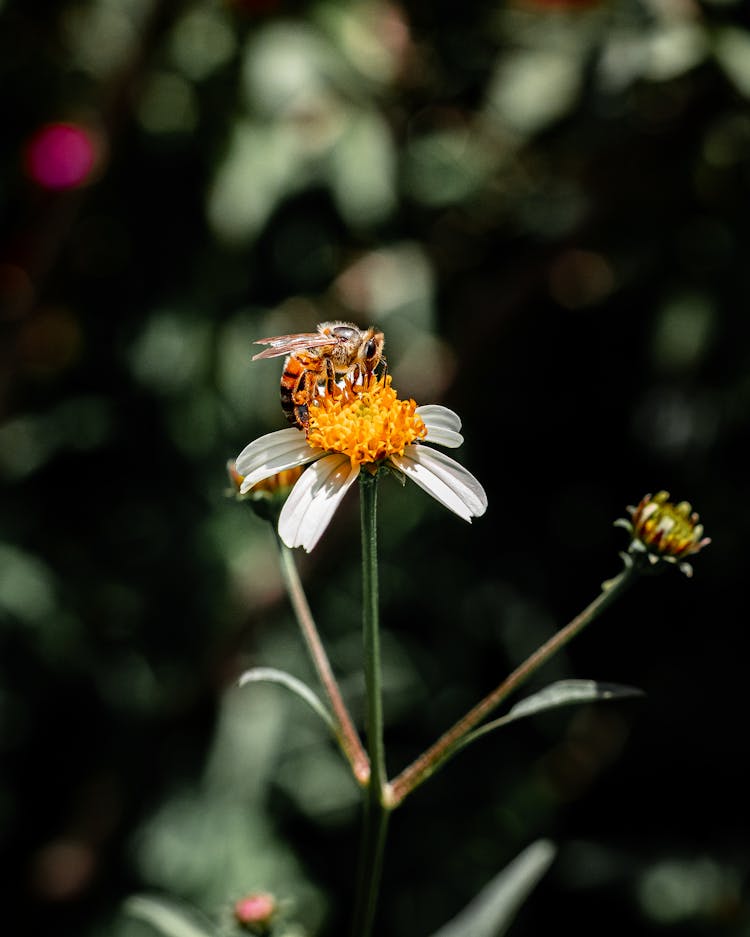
[2,0,749,935]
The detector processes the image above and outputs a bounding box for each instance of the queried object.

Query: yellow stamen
[306,374,427,467]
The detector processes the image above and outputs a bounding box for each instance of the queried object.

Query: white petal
[236,428,324,491]
[416,405,462,433]
[390,445,487,520]
[417,405,464,448]
[279,453,360,552]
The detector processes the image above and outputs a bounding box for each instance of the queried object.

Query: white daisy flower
[235,375,487,552]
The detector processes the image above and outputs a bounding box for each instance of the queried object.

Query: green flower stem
[350,471,391,937]
[388,564,638,808]
[275,531,370,785]
[359,472,388,796]
[352,784,390,937]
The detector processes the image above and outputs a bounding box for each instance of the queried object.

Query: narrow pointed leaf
[427,839,557,937]
[238,666,336,733]
[509,679,644,720]
[123,895,213,937]
[462,679,644,750]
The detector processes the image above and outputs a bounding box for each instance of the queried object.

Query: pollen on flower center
[305,374,427,466]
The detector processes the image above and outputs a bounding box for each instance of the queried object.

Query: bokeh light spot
[24,122,98,190]
[16,305,83,377]
[548,249,615,309]
[169,6,237,81]
[30,839,97,901]
[136,71,198,135]
[0,262,34,321]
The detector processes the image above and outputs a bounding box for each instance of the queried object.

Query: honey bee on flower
[252,321,385,430]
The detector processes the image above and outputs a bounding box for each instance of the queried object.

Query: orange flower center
[306,374,427,467]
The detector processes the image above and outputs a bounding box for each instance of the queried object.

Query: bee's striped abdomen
[279,353,319,429]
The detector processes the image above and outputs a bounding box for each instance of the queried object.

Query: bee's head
[360,328,384,372]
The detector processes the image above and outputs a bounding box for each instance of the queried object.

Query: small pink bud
[233,891,277,931]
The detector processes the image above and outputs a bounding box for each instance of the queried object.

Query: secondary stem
[389,563,638,807]
[275,531,370,785]
[350,471,391,937]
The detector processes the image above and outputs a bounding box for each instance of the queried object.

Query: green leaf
[427,839,557,937]
[122,894,213,937]
[507,679,644,721]
[462,679,644,750]
[238,666,336,733]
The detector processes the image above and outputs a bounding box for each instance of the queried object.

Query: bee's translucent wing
[252,332,333,361]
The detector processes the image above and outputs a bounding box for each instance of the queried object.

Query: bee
[252,321,385,429]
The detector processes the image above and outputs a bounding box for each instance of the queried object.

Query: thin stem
[350,471,391,937]
[351,788,390,937]
[388,564,638,807]
[359,472,387,795]
[275,531,370,785]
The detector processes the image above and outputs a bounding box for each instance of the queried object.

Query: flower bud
[226,460,303,521]
[233,891,277,933]
[615,490,711,577]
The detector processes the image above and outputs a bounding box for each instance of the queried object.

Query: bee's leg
[325,358,336,395]
[291,368,318,429]
[294,402,309,429]
[281,371,300,427]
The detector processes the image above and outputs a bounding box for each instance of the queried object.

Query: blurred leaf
[0,396,112,479]
[484,49,582,136]
[461,680,644,750]
[427,839,557,937]
[133,793,322,916]
[637,855,742,925]
[122,894,213,937]
[168,5,237,82]
[403,129,492,208]
[206,120,300,245]
[241,20,349,116]
[238,666,336,733]
[129,312,211,396]
[0,542,56,623]
[642,22,708,82]
[328,109,396,226]
[715,26,750,98]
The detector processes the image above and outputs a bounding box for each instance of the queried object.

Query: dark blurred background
[1,0,748,935]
